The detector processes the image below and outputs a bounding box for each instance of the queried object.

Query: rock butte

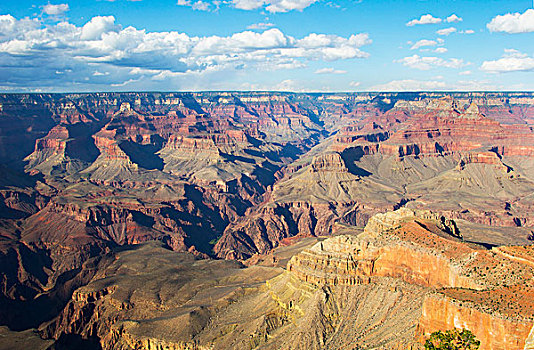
[0,92,533,349]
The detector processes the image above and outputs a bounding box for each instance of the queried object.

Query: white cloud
[111,78,139,87]
[232,0,265,10]
[370,79,496,92]
[247,22,275,30]
[434,47,448,54]
[93,71,110,76]
[460,29,475,34]
[406,14,442,26]
[410,39,437,50]
[370,79,447,91]
[42,3,69,15]
[0,15,40,41]
[349,81,360,87]
[274,79,299,91]
[0,14,371,90]
[459,70,471,75]
[446,14,462,23]
[481,49,534,73]
[183,0,319,12]
[177,0,212,11]
[293,33,371,60]
[192,1,210,10]
[265,0,319,13]
[314,67,347,74]
[270,78,328,92]
[436,27,457,36]
[397,55,465,70]
[80,16,121,40]
[487,9,534,33]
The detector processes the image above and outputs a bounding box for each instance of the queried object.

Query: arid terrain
[0,92,534,349]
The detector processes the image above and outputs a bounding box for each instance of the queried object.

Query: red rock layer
[286,209,534,348]
[417,292,533,350]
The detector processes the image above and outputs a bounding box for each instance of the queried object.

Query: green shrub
[424,328,480,350]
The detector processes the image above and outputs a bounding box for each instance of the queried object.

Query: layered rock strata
[287,209,534,349]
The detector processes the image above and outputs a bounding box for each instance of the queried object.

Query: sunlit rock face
[287,209,534,349]
[39,209,534,349]
[0,92,533,348]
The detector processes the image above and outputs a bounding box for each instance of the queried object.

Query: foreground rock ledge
[28,208,533,349]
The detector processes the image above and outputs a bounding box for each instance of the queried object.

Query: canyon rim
[1,0,534,349]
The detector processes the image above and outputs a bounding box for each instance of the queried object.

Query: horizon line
[1,90,534,95]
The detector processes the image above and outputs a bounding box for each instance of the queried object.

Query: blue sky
[0,0,533,92]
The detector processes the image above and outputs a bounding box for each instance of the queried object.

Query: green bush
[424,328,480,350]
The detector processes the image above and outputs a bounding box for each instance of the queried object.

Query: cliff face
[286,209,534,349]
[39,240,426,350]
[0,92,534,348]
[24,125,70,175]
[42,209,534,349]
[214,201,342,259]
[418,292,533,350]
[287,209,476,290]
[214,96,534,260]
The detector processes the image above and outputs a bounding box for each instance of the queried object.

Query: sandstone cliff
[287,209,534,349]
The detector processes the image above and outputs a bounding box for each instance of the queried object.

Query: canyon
[0,92,533,349]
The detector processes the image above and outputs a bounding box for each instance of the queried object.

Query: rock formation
[0,92,533,348]
[33,209,534,349]
[287,209,534,349]
[215,95,534,259]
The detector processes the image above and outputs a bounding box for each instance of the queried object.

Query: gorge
[0,92,533,349]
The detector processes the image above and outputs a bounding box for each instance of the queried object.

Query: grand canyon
[0,92,533,349]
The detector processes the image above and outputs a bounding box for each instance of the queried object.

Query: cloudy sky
[0,0,533,92]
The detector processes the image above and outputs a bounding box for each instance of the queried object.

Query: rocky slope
[0,92,533,348]
[32,209,534,349]
[215,95,534,259]
[287,209,534,349]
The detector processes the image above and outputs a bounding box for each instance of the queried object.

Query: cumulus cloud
[180,0,319,12]
[264,0,319,13]
[314,67,347,74]
[406,14,442,26]
[232,0,265,10]
[80,16,121,40]
[481,49,534,73]
[0,15,40,41]
[434,47,448,54]
[436,27,457,36]
[397,55,465,70]
[42,3,70,15]
[410,39,438,50]
[177,0,212,11]
[0,14,371,90]
[487,9,534,33]
[247,22,275,30]
[446,14,462,23]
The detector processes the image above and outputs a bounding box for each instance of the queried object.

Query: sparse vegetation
[424,328,480,350]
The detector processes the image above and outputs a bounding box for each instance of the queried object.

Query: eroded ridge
[288,208,534,349]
